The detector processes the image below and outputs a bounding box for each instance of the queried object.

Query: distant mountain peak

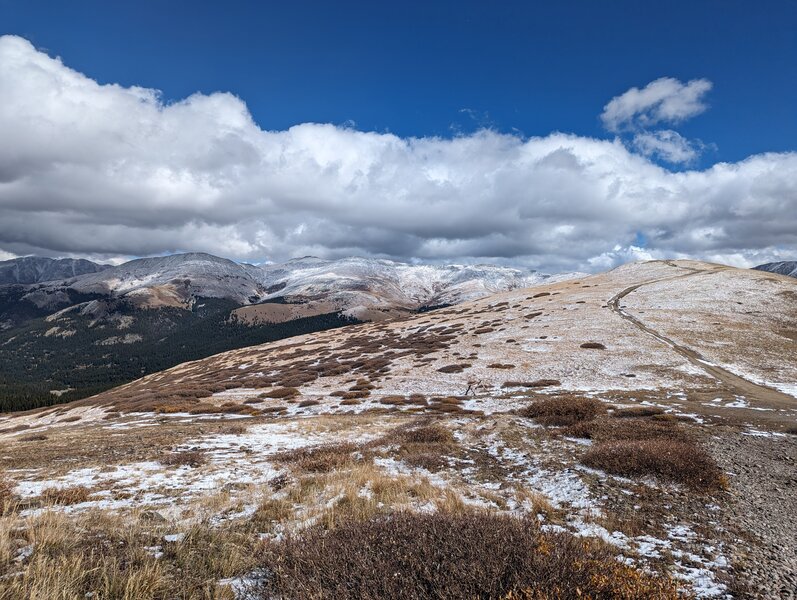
[0,256,109,285]
[753,261,797,278]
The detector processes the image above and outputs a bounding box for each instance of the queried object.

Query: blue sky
[0,1,796,270]
[3,0,796,165]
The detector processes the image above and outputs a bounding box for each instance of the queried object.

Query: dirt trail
[608,262,796,411]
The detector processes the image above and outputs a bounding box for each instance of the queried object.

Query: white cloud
[0,36,795,273]
[601,77,712,133]
[632,130,701,164]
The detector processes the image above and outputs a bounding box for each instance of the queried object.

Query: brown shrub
[407,393,427,405]
[437,363,471,373]
[59,415,82,423]
[487,363,515,369]
[582,439,725,489]
[785,425,797,436]
[379,395,406,405]
[19,433,48,441]
[565,417,689,443]
[580,342,607,350]
[264,387,300,399]
[162,450,207,468]
[0,424,29,434]
[298,399,320,408]
[532,292,550,297]
[520,397,606,427]
[473,327,494,334]
[340,391,370,400]
[258,512,680,599]
[41,485,91,505]
[340,399,362,406]
[613,406,665,418]
[502,379,561,389]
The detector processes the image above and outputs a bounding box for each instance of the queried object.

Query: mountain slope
[0,256,109,285]
[68,259,797,417]
[754,260,797,278]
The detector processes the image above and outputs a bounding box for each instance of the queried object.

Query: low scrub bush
[436,364,470,373]
[502,379,561,389]
[613,406,665,418]
[582,438,725,490]
[162,450,206,468]
[580,342,607,349]
[257,511,680,599]
[263,387,299,399]
[565,417,689,443]
[520,397,605,426]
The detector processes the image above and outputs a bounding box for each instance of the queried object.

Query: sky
[0,0,796,272]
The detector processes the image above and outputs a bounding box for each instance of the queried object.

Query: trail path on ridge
[607,261,796,411]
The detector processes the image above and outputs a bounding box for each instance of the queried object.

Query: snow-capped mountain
[257,256,577,313]
[0,256,109,285]
[16,253,580,313]
[754,261,797,279]
[64,252,266,306]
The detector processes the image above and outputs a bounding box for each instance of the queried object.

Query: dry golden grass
[0,506,264,599]
[274,441,364,473]
[40,486,91,506]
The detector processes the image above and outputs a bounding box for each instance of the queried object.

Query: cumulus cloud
[601,77,712,133]
[632,130,702,165]
[0,36,795,273]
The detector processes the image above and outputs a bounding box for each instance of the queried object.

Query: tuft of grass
[257,511,681,599]
[519,396,606,427]
[274,442,362,473]
[41,486,91,506]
